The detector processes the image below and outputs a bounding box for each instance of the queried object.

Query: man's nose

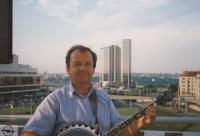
[79,65,87,70]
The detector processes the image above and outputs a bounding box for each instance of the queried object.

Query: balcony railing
[1,116,200,136]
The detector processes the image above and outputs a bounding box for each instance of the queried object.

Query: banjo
[55,91,173,136]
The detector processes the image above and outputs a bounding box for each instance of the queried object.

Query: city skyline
[13,0,200,73]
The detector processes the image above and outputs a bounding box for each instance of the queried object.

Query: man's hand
[21,131,39,136]
[136,104,157,129]
[120,104,157,136]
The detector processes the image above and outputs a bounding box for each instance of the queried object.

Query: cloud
[33,0,169,29]
[36,0,81,23]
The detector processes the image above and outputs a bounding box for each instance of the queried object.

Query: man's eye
[86,63,92,67]
[74,63,81,67]
[86,63,91,66]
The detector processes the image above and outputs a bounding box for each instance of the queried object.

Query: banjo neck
[103,103,154,136]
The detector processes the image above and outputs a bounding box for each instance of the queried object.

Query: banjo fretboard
[103,103,153,136]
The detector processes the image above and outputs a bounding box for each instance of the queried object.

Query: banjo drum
[55,123,100,136]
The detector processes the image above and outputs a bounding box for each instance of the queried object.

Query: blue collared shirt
[23,82,127,136]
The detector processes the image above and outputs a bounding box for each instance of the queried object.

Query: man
[21,45,156,136]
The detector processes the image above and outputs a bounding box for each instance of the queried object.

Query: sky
[13,0,200,74]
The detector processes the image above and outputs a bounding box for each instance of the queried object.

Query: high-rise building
[100,45,121,83]
[179,71,200,100]
[121,39,132,88]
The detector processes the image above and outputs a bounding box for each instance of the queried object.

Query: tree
[168,84,178,96]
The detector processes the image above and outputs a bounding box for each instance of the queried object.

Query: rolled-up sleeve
[107,95,127,128]
[23,94,58,136]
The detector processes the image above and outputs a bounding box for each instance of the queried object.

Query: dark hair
[65,45,97,68]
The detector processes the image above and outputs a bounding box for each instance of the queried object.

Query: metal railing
[1,116,200,136]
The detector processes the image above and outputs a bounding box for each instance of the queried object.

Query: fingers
[135,104,157,128]
[145,105,157,124]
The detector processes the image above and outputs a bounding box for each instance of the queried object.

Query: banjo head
[56,124,100,136]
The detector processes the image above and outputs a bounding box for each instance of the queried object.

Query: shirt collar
[68,81,95,98]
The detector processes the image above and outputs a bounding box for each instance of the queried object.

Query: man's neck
[72,82,91,96]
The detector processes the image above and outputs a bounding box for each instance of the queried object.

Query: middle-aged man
[21,45,156,136]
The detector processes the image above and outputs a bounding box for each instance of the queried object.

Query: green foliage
[0,105,37,115]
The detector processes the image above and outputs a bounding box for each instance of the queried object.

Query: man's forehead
[72,60,92,63]
[71,50,91,56]
[70,50,93,61]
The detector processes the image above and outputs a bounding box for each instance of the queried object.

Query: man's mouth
[78,73,88,75]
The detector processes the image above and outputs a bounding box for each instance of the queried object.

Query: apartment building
[179,71,200,100]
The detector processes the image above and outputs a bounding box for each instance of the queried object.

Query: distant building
[121,39,132,88]
[179,71,200,100]
[0,55,40,95]
[100,45,121,83]
[99,39,133,88]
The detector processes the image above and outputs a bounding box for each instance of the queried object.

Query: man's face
[67,50,95,86]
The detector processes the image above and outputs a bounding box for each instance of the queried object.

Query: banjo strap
[89,89,100,134]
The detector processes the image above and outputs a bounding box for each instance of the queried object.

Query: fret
[105,131,110,136]
[108,118,134,136]
[118,124,124,131]
[136,112,142,118]
[124,120,130,126]
[114,127,120,134]
[105,132,113,136]
[107,128,116,136]
[106,126,121,136]
[103,133,111,136]
[141,109,146,115]
[110,129,116,136]
[126,118,133,125]
[119,123,126,130]
[121,122,127,129]
[132,114,138,120]
[129,116,135,122]
[106,131,112,136]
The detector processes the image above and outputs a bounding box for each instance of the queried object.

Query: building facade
[100,45,121,83]
[121,39,132,88]
[0,55,40,95]
[179,71,200,100]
